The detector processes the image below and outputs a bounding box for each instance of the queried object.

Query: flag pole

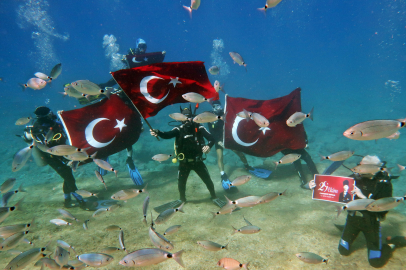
[109,72,160,141]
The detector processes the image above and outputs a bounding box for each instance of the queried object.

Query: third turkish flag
[224,88,307,157]
[111,61,219,118]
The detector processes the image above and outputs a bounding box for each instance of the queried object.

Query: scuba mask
[212,104,223,115]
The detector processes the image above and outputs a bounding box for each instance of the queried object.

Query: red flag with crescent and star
[58,94,142,159]
[111,61,219,119]
[224,88,307,157]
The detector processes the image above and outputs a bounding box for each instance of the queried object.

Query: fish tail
[231,225,237,235]
[177,202,185,213]
[19,83,27,91]
[319,154,326,161]
[244,262,250,269]
[273,162,279,170]
[281,189,287,196]
[183,5,192,18]
[173,249,185,267]
[397,164,405,172]
[114,169,118,178]
[90,151,98,159]
[324,258,329,264]
[336,206,343,218]
[308,107,314,121]
[210,212,217,219]
[224,195,233,205]
[224,242,229,250]
[18,183,26,192]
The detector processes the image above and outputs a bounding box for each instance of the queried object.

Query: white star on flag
[169,77,182,88]
[259,127,271,135]
[114,118,127,132]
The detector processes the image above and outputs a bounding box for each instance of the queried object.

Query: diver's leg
[216,148,224,172]
[338,214,362,256]
[363,215,393,268]
[282,148,310,186]
[178,162,191,202]
[194,161,217,199]
[298,148,319,175]
[46,156,78,194]
[233,150,250,168]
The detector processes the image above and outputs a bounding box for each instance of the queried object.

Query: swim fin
[97,156,109,176]
[212,198,227,208]
[323,161,344,175]
[247,167,272,179]
[126,157,144,186]
[154,199,184,213]
[221,173,238,193]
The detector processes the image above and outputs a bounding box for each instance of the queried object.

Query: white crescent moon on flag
[232,116,259,147]
[132,57,142,63]
[140,76,170,104]
[85,118,116,148]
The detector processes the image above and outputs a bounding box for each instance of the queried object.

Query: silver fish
[213,80,225,93]
[229,175,251,187]
[183,0,201,18]
[231,224,261,235]
[155,202,185,224]
[0,199,22,224]
[149,226,174,251]
[1,184,25,207]
[343,118,406,141]
[64,151,96,161]
[77,253,114,267]
[286,107,314,127]
[57,240,76,253]
[49,63,62,80]
[44,129,54,144]
[47,145,88,156]
[106,225,122,231]
[164,225,181,236]
[61,84,84,99]
[251,112,269,128]
[93,159,118,177]
[1,178,16,194]
[0,231,29,251]
[5,246,48,270]
[217,257,249,269]
[71,80,112,98]
[92,208,108,217]
[365,197,405,212]
[34,258,61,270]
[111,185,147,200]
[296,252,328,264]
[182,92,211,103]
[58,209,79,222]
[274,153,301,169]
[0,218,34,238]
[95,170,107,190]
[236,110,251,120]
[33,140,49,153]
[169,113,189,121]
[257,190,286,204]
[258,0,283,12]
[320,150,354,162]
[34,72,49,80]
[119,248,184,267]
[12,144,34,172]
[50,219,72,226]
[229,52,247,71]
[100,247,121,254]
[211,203,239,217]
[193,112,224,123]
[152,154,173,162]
[337,198,375,217]
[224,195,261,208]
[351,164,387,175]
[143,196,150,226]
[55,246,70,268]
[197,240,228,251]
[22,77,47,90]
[119,230,128,253]
[75,190,97,198]
[208,66,220,75]
[15,117,32,126]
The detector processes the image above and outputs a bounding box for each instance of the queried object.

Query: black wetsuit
[207,119,223,150]
[338,172,393,268]
[156,122,216,202]
[281,148,319,186]
[29,116,78,195]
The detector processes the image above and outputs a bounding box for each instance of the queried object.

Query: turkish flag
[224,88,307,157]
[111,61,219,118]
[58,94,142,159]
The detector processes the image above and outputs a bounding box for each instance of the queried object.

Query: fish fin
[244,262,250,270]
[224,195,233,205]
[18,183,26,192]
[243,109,250,121]
[319,154,327,161]
[397,164,405,172]
[19,83,27,91]
[281,189,287,196]
[231,225,237,235]
[273,162,278,170]
[308,107,314,121]
[90,151,98,159]
[243,216,252,226]
[183,5,192,18]
[224,242,229,250]
[173,249,185,267]
[177,202,185,213]
[336,205,343,218]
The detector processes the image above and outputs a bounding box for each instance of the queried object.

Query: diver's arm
[151,127,179,139]
[200,126,215,148]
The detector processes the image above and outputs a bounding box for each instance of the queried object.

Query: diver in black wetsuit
[22,106,85,208]
[150,106,224,208]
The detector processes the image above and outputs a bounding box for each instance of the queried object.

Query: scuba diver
[309,161,399,268]
[208,100,272,191]
[150,106,226,212]
[21,106,86,208]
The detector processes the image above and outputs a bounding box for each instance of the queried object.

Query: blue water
[0,0,406,269]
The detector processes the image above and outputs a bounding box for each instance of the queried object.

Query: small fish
[0,230,30,251]
[225,195,261,208]
[12,144,34,172]
[55,246,70,268]
[231,217,261,235]
[229,52,247,71]
[213,80,225,93]
[386,131,400,140]
[34,72,50,80]
[296,252,328,264]
[100,247,121,254]
[343,118,406,141]
[5,246,48,270]
[209,66,220,75]
[183,0,201,18]
[65,151,96,161]
[155,203,185,224]
[33,140,49,153]
[169,113,189,121]
[211,203,239,217]
[93,159,118,177]
[182,92,212,103]
[47,145,88,156]
[95,170,107,190]
[106,225,122,231]
[92,208,108,217]
[217,257,249,269]
[365,197,405,212]
[336,198,376,217]
[360,155,383,166]
[286,107,314,127]
[164,225,181,236]
[142,196,149,226]
[398,164,406,172]
[152,154,173,163]
[0,218,34,238]
[1,184,25,207]
[21,78,47,90]
[83,219,89,230]
[58,209,79,222]
[1,178,16,193]
[273,153,301,169]
[0,199,22,224]
[193,112,225,123]
[197,240,228,251]
[71,80,112,98]
[251,112,269,128]
[15,117,32,126]
[111,185,147,200]
[319,151,354,162]
[229,175,251,187]
[77,253,114,267]
[149,226,174,251]
[258,0,283,13]
[50,219,72,226]
[61,84,84,98]
[237,110,252,120]
[57,240,76,253]
[351,164,388,175]
[49,63,62,80]
[257,190,286,204]
[34,258,63,269]
[119,230,128,253]
[75,190,97,198]
[119,248,184,267]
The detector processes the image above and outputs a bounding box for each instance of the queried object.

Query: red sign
[312,174,355,203]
